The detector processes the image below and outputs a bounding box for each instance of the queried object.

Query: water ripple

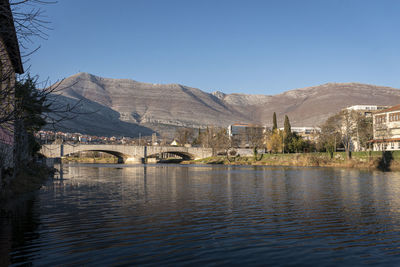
[3,165,400,266]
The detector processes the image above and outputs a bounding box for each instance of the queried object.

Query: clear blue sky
[25,0,400,94]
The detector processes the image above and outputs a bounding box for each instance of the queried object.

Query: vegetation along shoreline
[183,151,400,172]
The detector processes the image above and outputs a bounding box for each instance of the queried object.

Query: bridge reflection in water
[40,144,213,163]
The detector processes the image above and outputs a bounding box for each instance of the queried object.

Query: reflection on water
[2,164,400,265]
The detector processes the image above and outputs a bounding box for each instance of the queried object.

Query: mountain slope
[50,72,400,136]
[58,72,252,128]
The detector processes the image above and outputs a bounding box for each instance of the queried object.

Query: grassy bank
[185,151,400,171]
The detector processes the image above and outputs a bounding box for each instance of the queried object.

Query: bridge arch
[40,144,213,163]
[147,151,194,160]
[64,149,131,163]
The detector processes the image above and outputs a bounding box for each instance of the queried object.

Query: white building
[346,105,390,117]
[339,105,389,151]
[278,126,321,141]
[372,105,400,151]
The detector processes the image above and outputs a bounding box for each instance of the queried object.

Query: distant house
[0,0,24,169]
[371,105,400,151]
[279,126,321,141]
[170,140,179,146]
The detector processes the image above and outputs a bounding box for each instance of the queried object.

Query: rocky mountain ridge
[50,72,400,137]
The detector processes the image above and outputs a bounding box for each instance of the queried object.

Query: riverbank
[0,162,55,202]
[184,151,400,171]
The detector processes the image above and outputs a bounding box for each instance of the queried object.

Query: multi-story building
[372,104,400,151]
[339,105,389,152]
[228,123,265,148]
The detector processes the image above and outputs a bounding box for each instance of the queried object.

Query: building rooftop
[375,104,400,114]
[346,105,390,111]
[230,123,263,127]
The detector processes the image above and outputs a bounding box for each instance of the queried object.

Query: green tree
[288,132,306,153]
[272,112,277,131]
[283,115,292,153]
[14,76,49,165]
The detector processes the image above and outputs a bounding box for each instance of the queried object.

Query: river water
[2,164,400,266]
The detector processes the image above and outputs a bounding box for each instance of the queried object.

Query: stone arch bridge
[40,144,213,163]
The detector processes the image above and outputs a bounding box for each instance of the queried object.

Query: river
[1,164,400,266]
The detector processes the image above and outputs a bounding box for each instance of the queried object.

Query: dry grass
[192,152,400,171]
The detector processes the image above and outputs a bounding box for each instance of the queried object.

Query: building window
[390,112,400,122]
[376,115,386,124]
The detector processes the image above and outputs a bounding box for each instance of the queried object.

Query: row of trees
[174,126,230,154]
[173,108,374,159]
[318,109,373,159]
[266,113,313,154]
[173,113,313,156]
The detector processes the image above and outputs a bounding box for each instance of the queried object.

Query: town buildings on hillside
[35,130,160,146]
[37,102,400,152]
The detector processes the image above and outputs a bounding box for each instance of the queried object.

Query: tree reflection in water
[2,164,400,266]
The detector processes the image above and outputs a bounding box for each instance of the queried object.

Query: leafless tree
[247,127,264,148]
[2,1,98,144]
[1,0,93,168]
[10,0,55,58]
[318,109,366,159]
[200,126,230,156]
[1,0,53,132]
[174,127,195,146]
[318,113,341,156]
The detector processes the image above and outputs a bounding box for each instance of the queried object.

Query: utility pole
[139,133,141,146]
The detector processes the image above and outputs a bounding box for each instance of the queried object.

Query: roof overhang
[368,138,400,143]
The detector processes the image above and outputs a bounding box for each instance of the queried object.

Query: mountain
[45,93,153,137]
[48,72,400,137]
[218,82,400,127]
